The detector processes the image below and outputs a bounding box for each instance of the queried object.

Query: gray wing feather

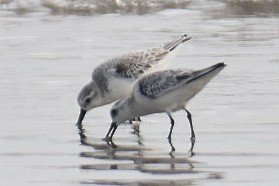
[92,34,191,91]
[163,34,191,51]
[124,48,169,64]
[105,48,169,79]
[114,56,153,79]
[111,34,191,79]
[138,69,193,99]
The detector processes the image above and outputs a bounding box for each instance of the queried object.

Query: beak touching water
[76,109,86,126]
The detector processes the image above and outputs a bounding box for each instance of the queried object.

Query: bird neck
[130,97,151,118]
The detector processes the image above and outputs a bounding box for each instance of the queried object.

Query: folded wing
[136,69,194,99]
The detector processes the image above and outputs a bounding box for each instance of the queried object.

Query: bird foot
[103,136,111,143]
[103,136,117,148]
[167,136,175,151]
[189,150,196,157]
[110,141,117,148]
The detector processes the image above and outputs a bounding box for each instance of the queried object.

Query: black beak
[76,109,86,126]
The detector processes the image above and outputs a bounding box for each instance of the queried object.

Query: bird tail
[187,63,226,85]
[163,34,191,51]
[174,63,226,102]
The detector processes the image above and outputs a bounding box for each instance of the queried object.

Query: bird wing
[92,34,191,90]
[103,56,154,80]
[135,62,226,99]
[110,46,171,79]
[107,34,191,79]
[122,34,191,64]
[136,69,194,99]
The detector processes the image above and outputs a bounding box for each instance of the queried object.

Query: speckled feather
[137,69,193,99]
[136,63,225,99]
[77,34,190,113]
[91,35,190,94]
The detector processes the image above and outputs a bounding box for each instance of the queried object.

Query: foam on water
[1,0,278,16]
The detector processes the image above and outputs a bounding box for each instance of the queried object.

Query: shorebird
[107,63,226,150]
[76,34,191,126]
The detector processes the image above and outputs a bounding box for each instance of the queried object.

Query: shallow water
[1,0,279,185]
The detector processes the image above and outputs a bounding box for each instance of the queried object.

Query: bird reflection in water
[76,122,196,172]
[76,123,223,185]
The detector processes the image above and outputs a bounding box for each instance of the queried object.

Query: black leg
[109,124,118,140]
[105,122,116,141]
[167,113,175,139]
[129,117,142,124]
[167,113,175,151]
[189,141,195,156]
[184,109,195,149]
[108,124,118,148]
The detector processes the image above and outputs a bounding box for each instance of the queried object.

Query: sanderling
[107,63,226,151]
[77,34,191,126]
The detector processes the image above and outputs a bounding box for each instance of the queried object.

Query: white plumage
[76,34,191,125]
[107,63,226,151]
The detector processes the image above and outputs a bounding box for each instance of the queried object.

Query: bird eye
[111,109,118,117]
[85,98,91,104]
